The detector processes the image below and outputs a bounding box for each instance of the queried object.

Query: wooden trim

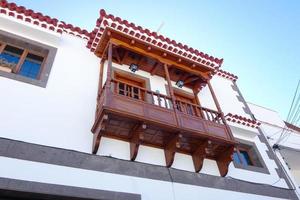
[0,43,5,54]
[36,53,48,80]
[14,49,28,73]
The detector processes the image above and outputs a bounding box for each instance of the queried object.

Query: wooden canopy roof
[87,9,224,70]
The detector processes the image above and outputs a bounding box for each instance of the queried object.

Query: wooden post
[163,63,180,126]
[95,58,105,117]
[104,42,113,106]
[107,42,113,87]
[207,81,235,140]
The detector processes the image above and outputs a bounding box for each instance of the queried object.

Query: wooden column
[107,42,113,87]
[163,63,180,127]
[104,42,113,106]
[95,58,105,118]
[98,58,105,95]
[207,81,222,113]
[207,81,235,140]
[207,81,235,177]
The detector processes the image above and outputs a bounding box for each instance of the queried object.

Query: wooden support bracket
[130,123,146,161]
[150,62,160,76]
[92,114,108,154]
[216,146,234,177]
[164,134,182,167]
[192,140,208,172]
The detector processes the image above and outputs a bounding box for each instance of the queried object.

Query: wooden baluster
[204,109,210,121]
[151,92,155,104]
[131,86,134,98]
[116,81,119,95]
[190,104,195,116]
[157,94,161,107]
[164,96,168,108]
[195,106,201,117]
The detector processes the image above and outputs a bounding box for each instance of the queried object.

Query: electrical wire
[276,80,300,144]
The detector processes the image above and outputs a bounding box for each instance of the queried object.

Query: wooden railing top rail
[100,79,224,122]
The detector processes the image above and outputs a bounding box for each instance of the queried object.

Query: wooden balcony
[92,79,236,176]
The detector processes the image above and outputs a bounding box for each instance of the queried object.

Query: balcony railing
[93,78,235,176]
[95,78,231,139]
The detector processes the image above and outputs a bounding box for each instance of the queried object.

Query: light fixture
[176,80,184,88]
[129,63,138,73]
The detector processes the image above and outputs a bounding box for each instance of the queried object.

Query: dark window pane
[18,53,43,79]
[233,152,242,164]
[0,45,24,65]
[240,150,253,166]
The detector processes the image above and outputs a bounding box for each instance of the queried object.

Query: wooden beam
[150,62,159,76]
[136,55,144,66]
[130,123,146,161]
[216,146,234,177]
[207,81,235,140]
[110,38,210,79]
[164,134,182,167]
[184,76,199,84]
[120,50,129,65]
[178,73,189,81]
[92,114,108,154]
[114,47,121,63]
[192,141,208,172]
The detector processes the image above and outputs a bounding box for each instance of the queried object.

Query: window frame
[0,41,47,80]
[0,30,57,88]
[112,67,152,103]
[233,139,270,174]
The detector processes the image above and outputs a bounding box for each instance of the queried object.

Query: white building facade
[0,1,298,199]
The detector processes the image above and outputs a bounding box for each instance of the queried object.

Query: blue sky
[13,0,300,119]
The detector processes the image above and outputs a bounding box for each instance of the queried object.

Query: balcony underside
[92,84,235,176]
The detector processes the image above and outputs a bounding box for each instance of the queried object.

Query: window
[0,43,44,80]
[114,72,146,100]
[0,30,57,88]
[233,148,253,167]
[174,89,198,116]
[233,142,265,169]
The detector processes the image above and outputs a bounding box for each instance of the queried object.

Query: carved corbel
[92,114,108,154]
[130,123,146,161]
[216,146,234,177]
[192,140,208,172]
[164,133,182,167]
